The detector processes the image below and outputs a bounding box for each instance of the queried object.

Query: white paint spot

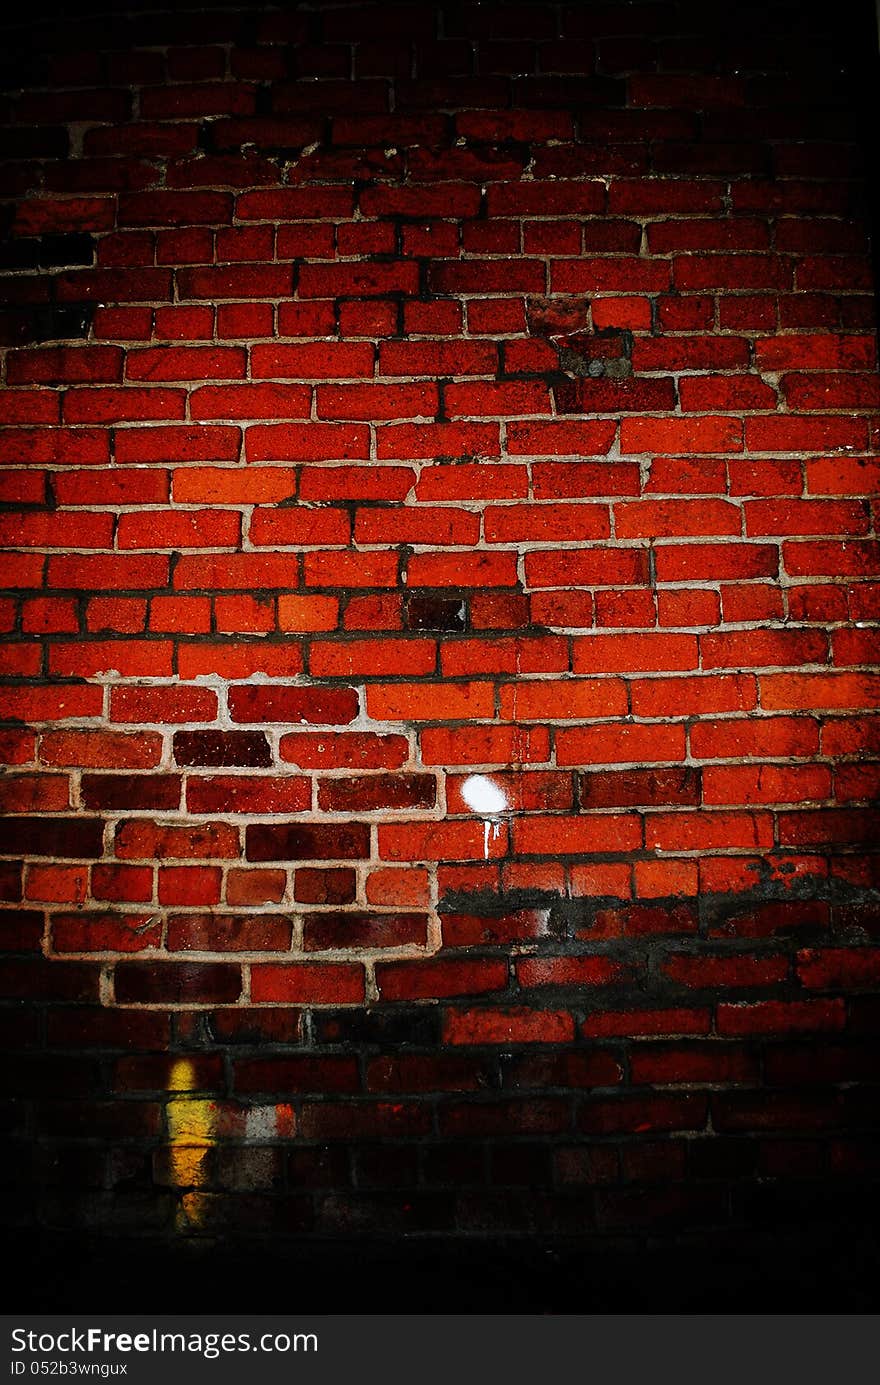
[461,776,509,860]
[482,818,504,860]
[461,774,507,815]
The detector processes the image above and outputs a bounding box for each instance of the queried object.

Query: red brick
[444,1008,574,1045]
[303,551,401,589]
[376,958,508,1001]
[580,767,701,809]
[80,773,181,811]
[415,465,527,502]
[190,384,311,420]
[746,417,869,453]
[64,388,186,423]
[485,503,610,543]
[621,417,743,454]
[365,867,430,908]
[118,510,241,550]
[754,333,876,372]
[0,686,103,723]
[49,640,173,679]
[796,948,880,991]
[15,197,115,235]
[119,191,233,226]
[115,425,241,462]
[0,511,113,549]
[7,346,123,386]
[421,726,550,767]
[517,956,624,988]
[514,815,642,855]
[317,774,436,813]
[654,543,778,583]
[153,306,215,340]
[315,382,439,421]
[251,963,364,1005]
[761,672,880,712]
[525,548,650,588]
[406,551,519,588]
[250,508,351,547]
[444,380,553,418]
[662,953,789,988]
[379,820,509,863]
[226,869,287,907]
[39,730,163,769]
[441,636,568,676]
[645,810,773,852]
[0,428,109,466]
[186,776,311,815]
[572,632,698,674]
[167,911,291,952]
[354,507,479,546]
[614,499,742,538]
[557,723,685,766]
[578,1093,708,1135]
[92,865,153,903]
[126,346,246,380]
[177,644,304,680]
[114,820,239,861]
[366,682,495,722]
[310,638,436,678]
[703,764,831,805]
[441,905,557,944]
[251,343,375,379]
[630,1043,759,1086]
[690,716,819,760]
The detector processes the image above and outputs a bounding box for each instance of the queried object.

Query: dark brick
[0,234,95,269]
[0,861,23,900]
[287,1145,351,1189]
[503,1050,624,1089]
[318,773,437,812]
[246,822,371,861]
[233,1056,360,1093]
[114,962,242,1005]
[490,1144,553,1186]
[580,767,702,809]
[173,730,272,767]
[205,1008,303,1045]
[311,1007,441,1047]
[316,1190,454,1234]
[353,1144,420,1188]
[228,684,359,724]
[293,867,357,905]
[585,901,700,937]
[0,1054,98,1098]
[81,775,181,810]
[0,303,94,347]
[0,909,43,950]
[406,594,468,631]
[303,911,428,951]
[0,817,103,858]
[34,1100,162,1138]
[367,1052,495,1093]
[47,1007,170,1050]
[166,912,292,952]
[0,126,68,159]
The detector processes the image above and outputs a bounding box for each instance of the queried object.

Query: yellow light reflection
[166,1058,216,1230]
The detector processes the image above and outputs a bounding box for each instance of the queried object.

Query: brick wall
[2,0,879,1249]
